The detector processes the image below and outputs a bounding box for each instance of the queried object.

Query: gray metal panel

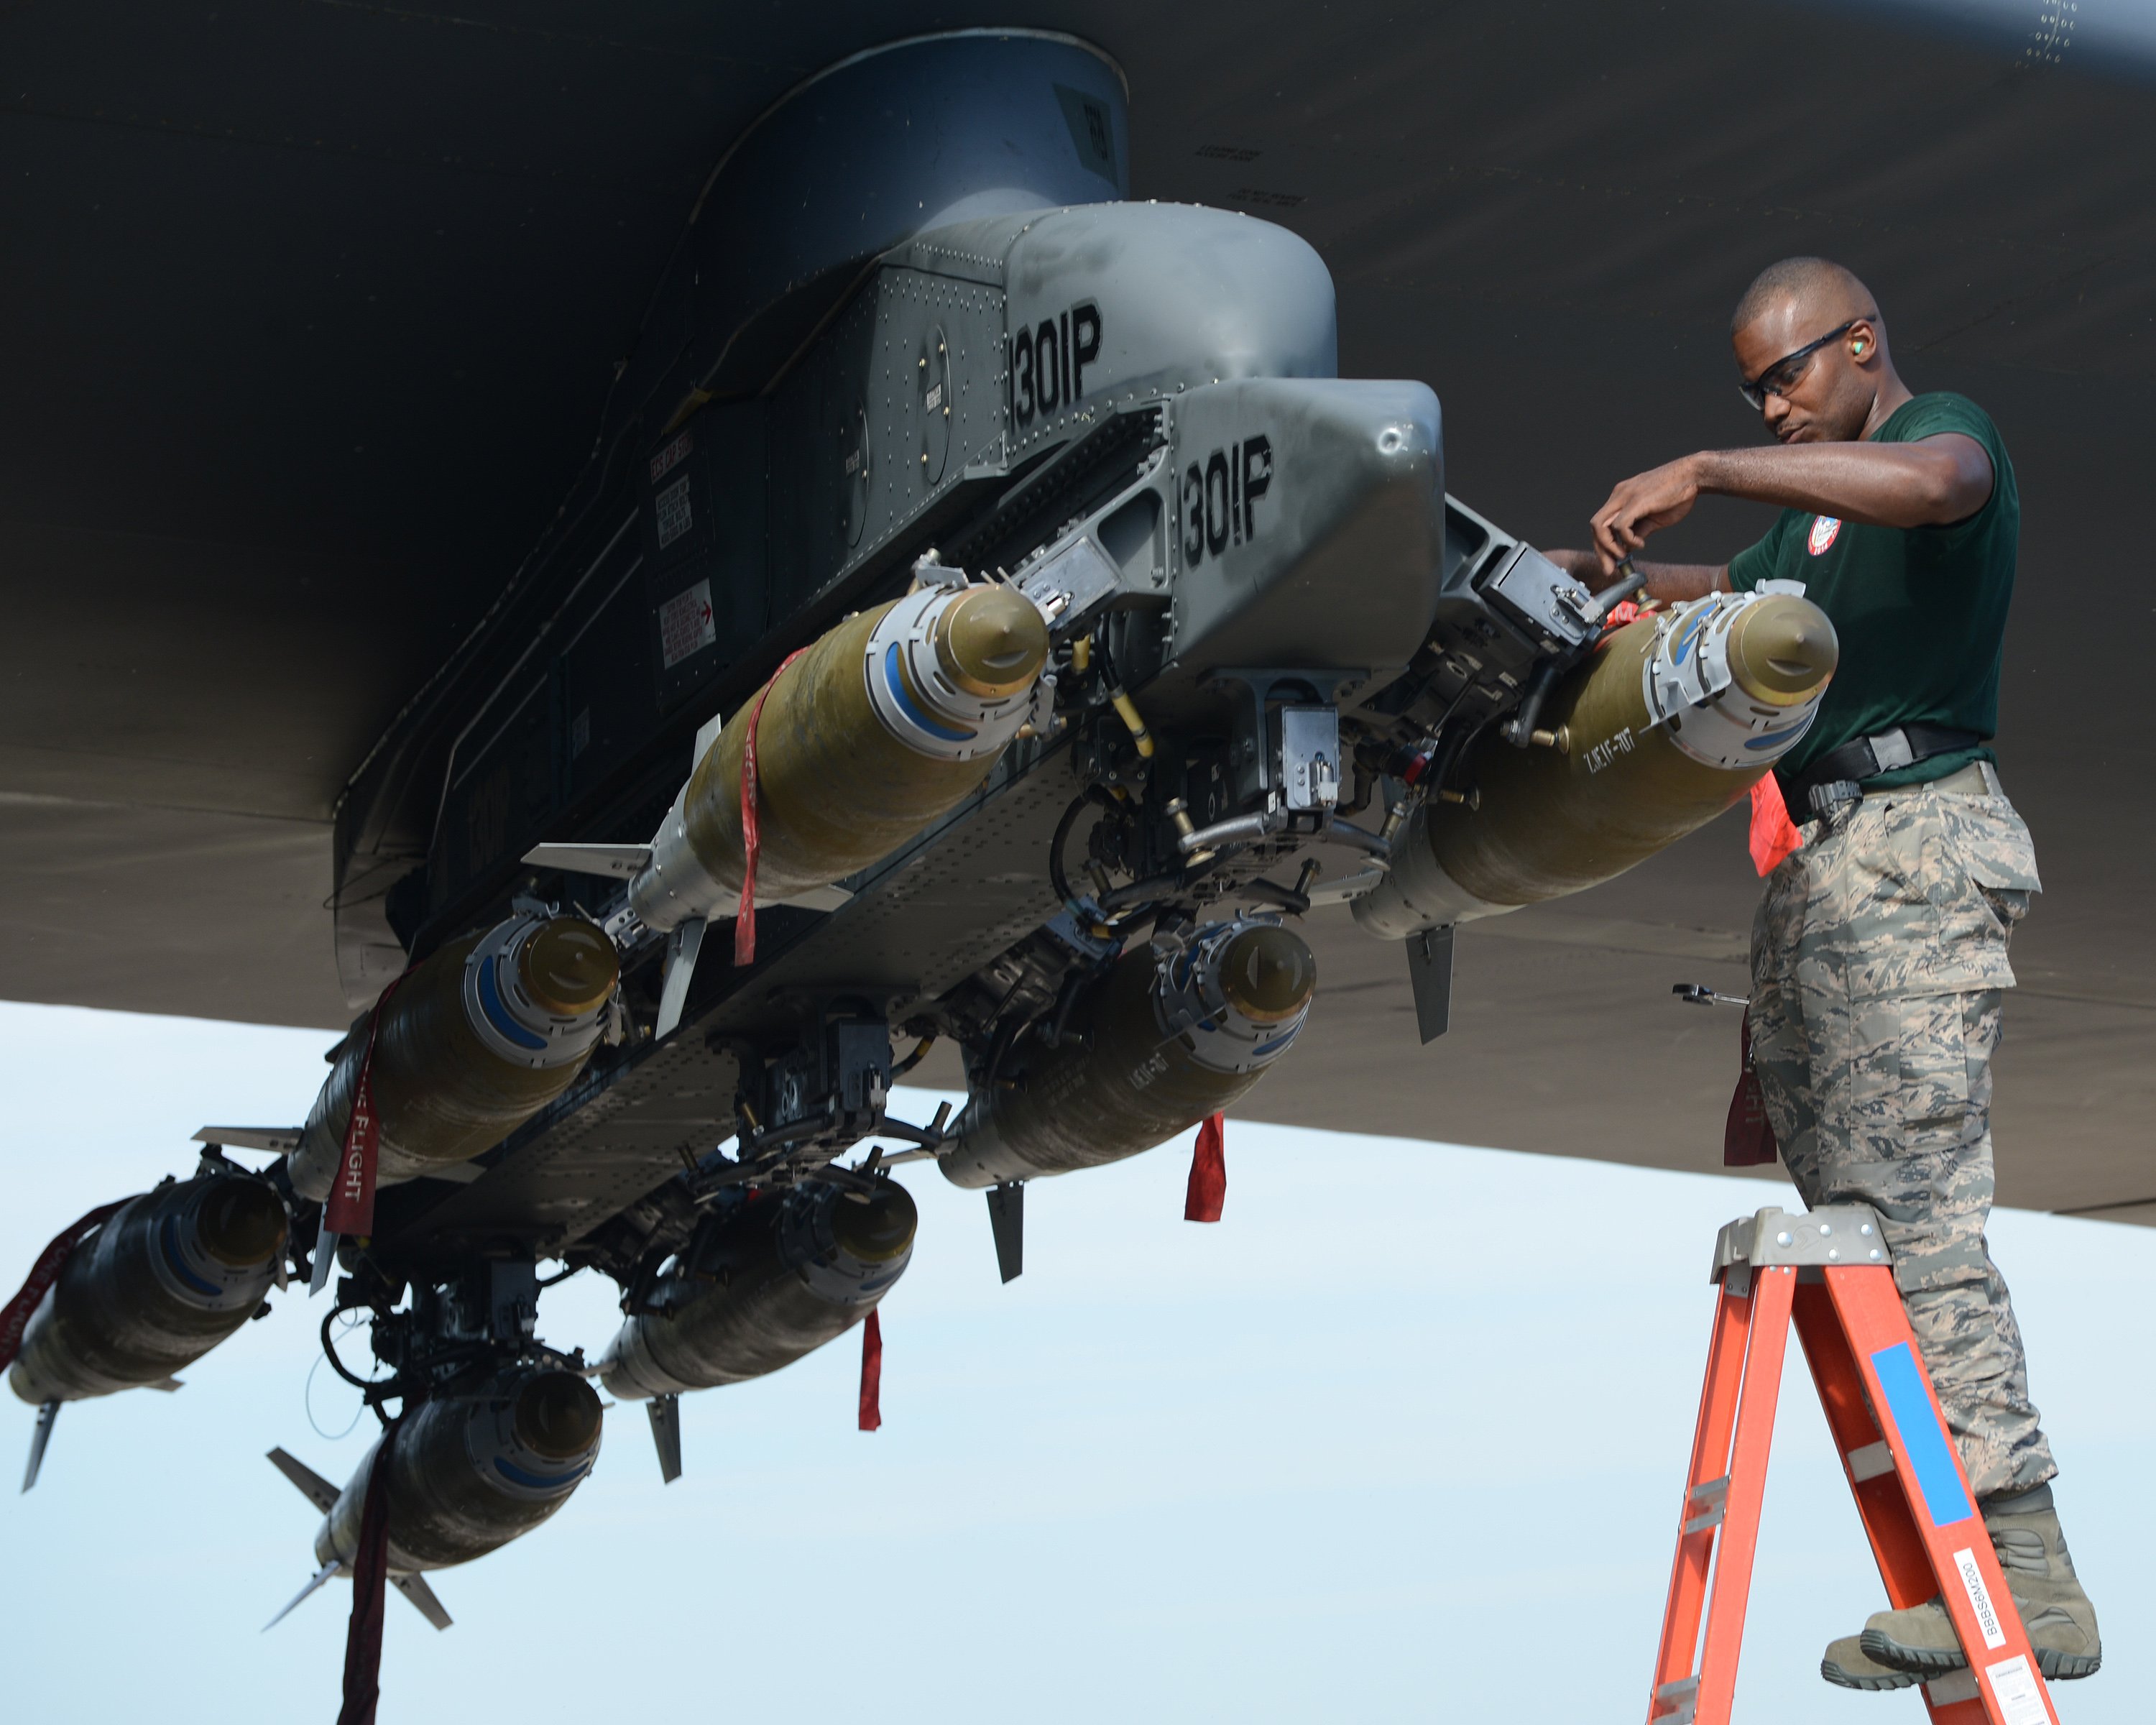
[1160,378,1444,704]
[881,272,1009,519]
[1003,202,1338,461]
[762,268,1009,617]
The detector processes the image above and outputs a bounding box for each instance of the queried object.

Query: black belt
[1777,724,1985,818]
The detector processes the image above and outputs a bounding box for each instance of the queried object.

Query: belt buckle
[1807,779,1862,822]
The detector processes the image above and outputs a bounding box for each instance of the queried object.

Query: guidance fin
[648,1393,683,1484]
[191,1126,305,1155]
[691,709,726,765]
[1406,924,1455,1044]
[392,1571,453,1631]
[263,1560,340,1632]
[987,1182,1024,1284]
[267,1446,342,1514]
[308,1223,339,1296]
[521,842,654,880]
[653,917,706,1041]
[22,1399,58,1493]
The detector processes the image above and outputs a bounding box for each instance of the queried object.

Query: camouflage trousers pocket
[1978,884,2030,932]
[1849,992,1973,1136]
[1837,796,2023,996]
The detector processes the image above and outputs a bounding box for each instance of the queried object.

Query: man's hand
[1590,456,1703,574]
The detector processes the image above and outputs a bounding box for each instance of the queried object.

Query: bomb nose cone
[518,917,620,1016]
[195,1177,288,1267]
[830,1180,920,1264]
[934,586,1050,698]
[1217,925,1318,1024]
[1728,594,1839,706]
[514,1371,604,1459]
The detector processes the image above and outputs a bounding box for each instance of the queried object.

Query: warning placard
[648,429,693,487]
[658,579,717,669]
[655,475,694,550]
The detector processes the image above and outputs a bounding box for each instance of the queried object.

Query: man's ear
[1848,319,1879,362]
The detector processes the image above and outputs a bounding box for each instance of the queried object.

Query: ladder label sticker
[1952,1546,2008,1650]
[1868,1341,1975,1527]
[1983,1655,2050,1725]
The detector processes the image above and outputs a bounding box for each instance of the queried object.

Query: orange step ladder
[1648,1205,2060,1725]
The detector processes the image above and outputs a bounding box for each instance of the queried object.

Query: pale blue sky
[1,1000,2146,1721]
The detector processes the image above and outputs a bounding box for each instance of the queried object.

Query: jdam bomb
[267,1363,604,1630]
[1355,589,1839,938]
[319,1367,600,1570]
[9,1172,287,1407]
[535,582,1050,937]
[941,918,1317,1189]
[285,910,619,1201]
[598,1177,916,1402]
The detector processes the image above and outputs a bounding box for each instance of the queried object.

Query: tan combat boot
[1820,1636,1917,1691]
[1851,1485,2101,1683]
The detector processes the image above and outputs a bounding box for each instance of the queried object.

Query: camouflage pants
[1749,766,2056,1501]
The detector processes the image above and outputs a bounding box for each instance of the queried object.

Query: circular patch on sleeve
[1807,515,1842,556]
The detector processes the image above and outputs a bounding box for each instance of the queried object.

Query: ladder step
[1924,1669,1980,1706]
[1682,1475,1729,1535]
[1845,1440,1894,1483]
[1652,1675,1700,1724]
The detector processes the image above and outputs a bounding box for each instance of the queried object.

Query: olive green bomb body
[628,584,1049,931]
[1355,590,1838,938]
[313,1366,603,1573]
[941,918,1317,1189]
[598,1179,917,1402]
[9,1174,287,1404]
[285,913,619,1202]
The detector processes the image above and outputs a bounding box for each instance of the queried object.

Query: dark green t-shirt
[1726,391,2017,788]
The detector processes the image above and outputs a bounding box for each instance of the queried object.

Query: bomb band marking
[1127,1049,1171,1092]
[1582,727,1637,776]
[1010,300,1103,428]
[1181,435,1273,566]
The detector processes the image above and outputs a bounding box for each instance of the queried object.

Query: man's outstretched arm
[1585,434,1993,572]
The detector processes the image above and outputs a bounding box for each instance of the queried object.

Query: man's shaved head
[1731,257,1879,339]
[1727,257,1902,443]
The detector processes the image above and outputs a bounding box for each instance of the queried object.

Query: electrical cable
[320,1305,384,1394]
[305,1315,372,1442]
[1049,785,1123,910]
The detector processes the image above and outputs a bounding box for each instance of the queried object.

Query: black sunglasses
[1738,319,1865,410]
